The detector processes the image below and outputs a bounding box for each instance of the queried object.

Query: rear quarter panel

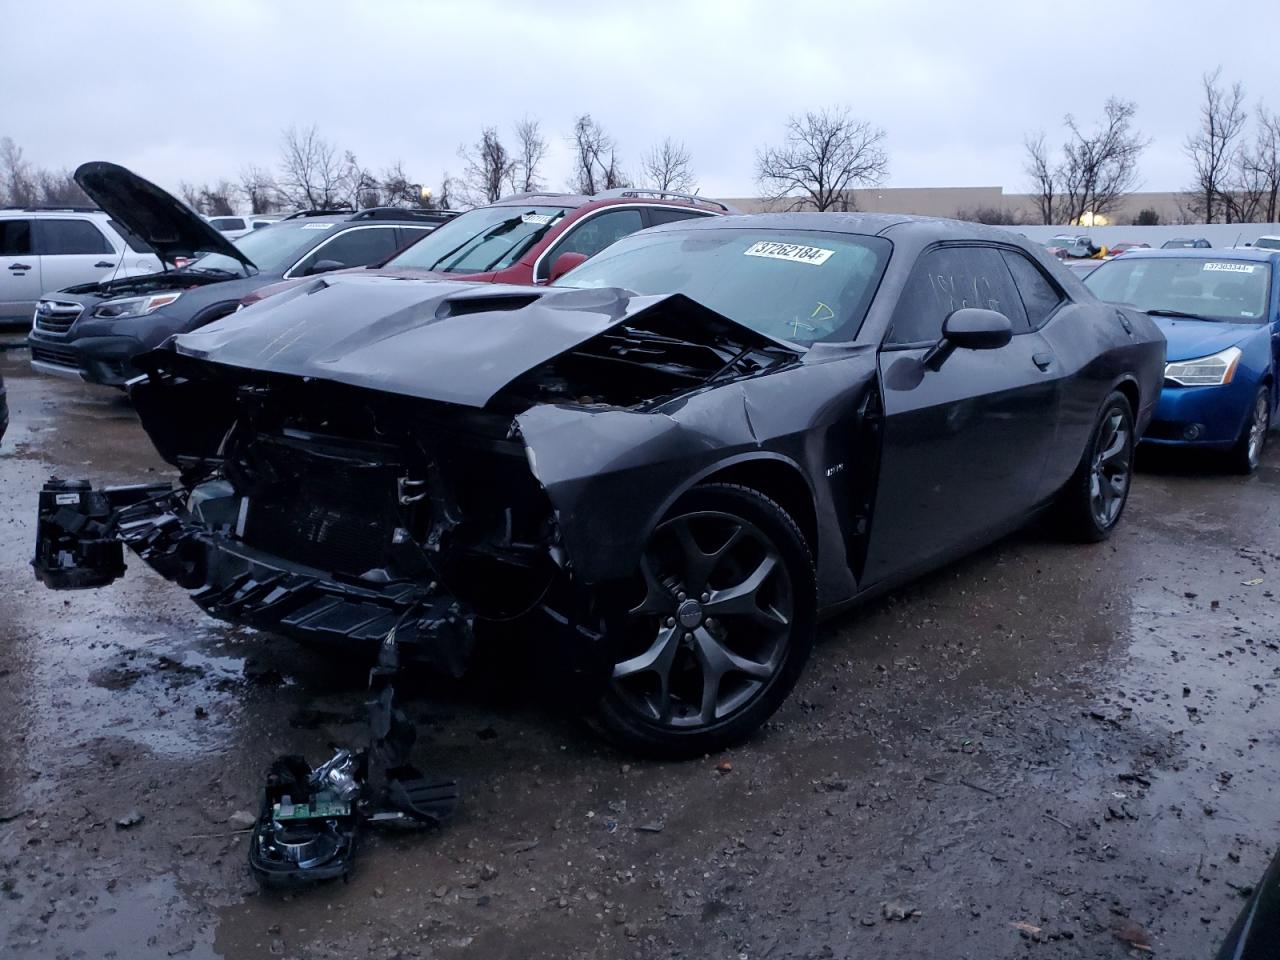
[1037,301,1164,495]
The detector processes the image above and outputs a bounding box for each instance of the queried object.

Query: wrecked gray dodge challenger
[33,214,1165,757]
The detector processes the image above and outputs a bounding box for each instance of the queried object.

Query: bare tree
[459,128,515,206]
[338,151,381,209]
[0,137,36,206]
[1024,99,1147,225]
[755,107,888,211]
[239,164,279,214]
[379,160,424,208]
[956,206,1020,226]
[35,168,91,206]
[278,125,348,210]
[199,180,237,216]
[642,138,696,193]
[508,117,548,194]
[569,115,627,194]
[1057,99,1148,225]
[1236,106,1280,224]
[1024,133,1058,224]
[437,171,459,211]
[1184,68,1248,223]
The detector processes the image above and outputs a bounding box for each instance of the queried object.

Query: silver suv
[0,207,162,326]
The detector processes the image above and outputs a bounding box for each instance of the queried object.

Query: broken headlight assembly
[92,291,182,318]
[1164,346,1241,386]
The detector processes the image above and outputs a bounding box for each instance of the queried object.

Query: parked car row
[24,164,726,386]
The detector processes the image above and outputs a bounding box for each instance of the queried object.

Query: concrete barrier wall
[1010,223,1280,249]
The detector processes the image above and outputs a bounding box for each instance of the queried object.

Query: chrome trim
[32,299,85,337]
[30,359,86,380]
[530,203,715,283]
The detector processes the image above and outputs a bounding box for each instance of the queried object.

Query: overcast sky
[3,0,1277,203]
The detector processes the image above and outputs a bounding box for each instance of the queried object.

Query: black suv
[28,162,456,386]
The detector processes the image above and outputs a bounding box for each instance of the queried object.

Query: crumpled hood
[75,161,254,270]
[1152,316,1258,362]
[169,274,795,408]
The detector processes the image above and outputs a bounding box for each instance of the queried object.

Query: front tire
[1056,391,1135,542]
[594,483,816,759]
[1228,386,1270,475]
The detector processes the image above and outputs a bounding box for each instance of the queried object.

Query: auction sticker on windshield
[1203,262,1257,273]
[301,223,336,230]
[745,241,835,266]
[521,214,555,225]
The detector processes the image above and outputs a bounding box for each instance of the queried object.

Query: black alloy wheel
[1058,391,1135,542]
[594,484,815,758]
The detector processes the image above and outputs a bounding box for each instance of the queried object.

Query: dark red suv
[243,189,730,304]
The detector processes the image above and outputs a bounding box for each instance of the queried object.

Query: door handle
[1032,352,1053,371]
[94,260,115,269]
[7,262,31,270]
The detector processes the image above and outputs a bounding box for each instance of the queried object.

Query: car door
[862,244,1061,585]
[0,218,41,322]
[287,225,404,277]
[35,218,119,293]
[533,207,646,282]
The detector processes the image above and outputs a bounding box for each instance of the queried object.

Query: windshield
[559,228,891,344]
[1162,239,1202,248]
[186,221,340,275]
[1085,256,1272,323]
[1254,237,1280,250]
[385,205,569,274]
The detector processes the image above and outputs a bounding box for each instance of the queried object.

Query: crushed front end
[33,364,577,678]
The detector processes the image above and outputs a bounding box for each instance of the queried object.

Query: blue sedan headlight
[1164,346,1242,386]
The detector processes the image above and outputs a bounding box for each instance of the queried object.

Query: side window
[644,207,712,227]
[888,246,1028,344]
[0,219,33,256]
[292,227,401,275]
[536,209,644,280]
[397,226,434,250]
[38,219,113,255]
[1001,250,1065,328]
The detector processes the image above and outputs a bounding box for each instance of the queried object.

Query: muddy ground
[0,339,1277,960]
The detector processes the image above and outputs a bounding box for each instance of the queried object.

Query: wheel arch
[672,453,818,561]
[1112,375,1140,418]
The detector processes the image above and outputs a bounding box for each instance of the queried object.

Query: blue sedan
[1085,248,1278,473]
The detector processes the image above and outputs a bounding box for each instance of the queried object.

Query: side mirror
[307,259,346,276]
[548,251,589,283]
[923,308,1013,371]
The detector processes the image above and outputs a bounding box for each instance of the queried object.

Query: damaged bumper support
[33,477,476,673]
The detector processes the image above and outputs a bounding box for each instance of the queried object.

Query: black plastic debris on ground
[249,633,459,887]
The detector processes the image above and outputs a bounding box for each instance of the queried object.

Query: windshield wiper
[478,211,565,272]
[1146,308,1219,322]
[183,266,241,278]
[428,212,529,272]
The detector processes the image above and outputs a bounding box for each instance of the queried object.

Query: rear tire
[593,483,816,759]
[1228,386,1270,475]
[1055,391,1135,542]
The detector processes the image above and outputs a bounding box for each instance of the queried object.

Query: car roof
[0,206,106,217]
[1114,247,1278,263]
[641,210,1042,243]
[486,189,731,215]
